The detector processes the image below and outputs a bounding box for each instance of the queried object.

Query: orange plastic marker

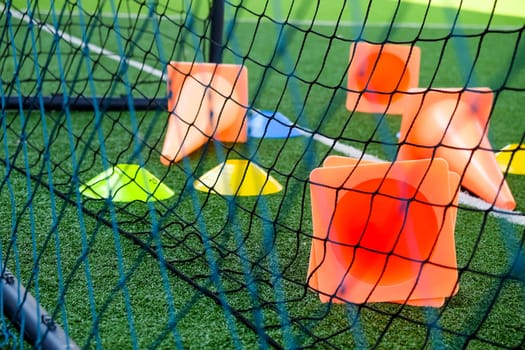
[161,62,248,164]
[308,157,459,307]
[346,42,420,115]
[398,88,516,210]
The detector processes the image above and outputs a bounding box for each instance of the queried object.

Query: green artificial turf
[1,1,524,349]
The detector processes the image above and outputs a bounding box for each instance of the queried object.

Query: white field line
[2,4,167,81]
[4,5,524,226]
[298,129,525,226]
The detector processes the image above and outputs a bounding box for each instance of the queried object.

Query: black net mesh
[0,1,524,349]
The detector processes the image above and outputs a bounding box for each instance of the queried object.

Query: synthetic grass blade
[80,164,174,202]
[194,159,283,196]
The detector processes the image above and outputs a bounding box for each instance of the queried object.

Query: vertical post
[209,0,224,63]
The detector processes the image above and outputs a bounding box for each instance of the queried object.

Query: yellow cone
[80,164,174,202]
[194,159,282,196]
[496,144,525,175]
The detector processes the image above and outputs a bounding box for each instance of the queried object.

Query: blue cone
[248,109,303,139]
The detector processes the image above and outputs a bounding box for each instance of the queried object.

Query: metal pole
[1,95,167,111]
[1,266,80,349]
[209,0,224,63]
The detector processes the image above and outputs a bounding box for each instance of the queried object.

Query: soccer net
[1,0,524,348]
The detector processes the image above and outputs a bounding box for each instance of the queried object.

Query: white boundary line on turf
[5,5,524,227]
[1,4,167,81]
[299,129,525,226]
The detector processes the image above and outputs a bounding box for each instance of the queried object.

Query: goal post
[1,265,79,349]
[210,0,225,64]
[0,0,226,112]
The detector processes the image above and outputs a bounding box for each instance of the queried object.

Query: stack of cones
[308,156,460,307]
[308,42,518,307]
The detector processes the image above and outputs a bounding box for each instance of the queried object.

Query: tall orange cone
[398,88,516,210]
[308,156,460,307]
[346,42,420,115]
[160,62,248,165]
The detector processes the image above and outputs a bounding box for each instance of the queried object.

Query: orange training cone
[346,42,420,115]
[308,156,460,307]
[160,62,248,164]
[397,88,516,210]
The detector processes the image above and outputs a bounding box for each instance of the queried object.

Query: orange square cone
[397,88,516,210]
[160,62,248,165]
[346,42,420,115]
[307,157,460,307]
